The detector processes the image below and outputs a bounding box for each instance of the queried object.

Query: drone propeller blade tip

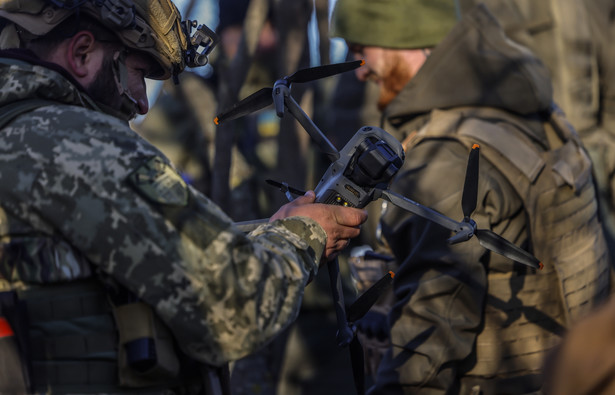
[472,143,480,149]
[389,271,395,278]
[360,59,365,66]
[475,228,544,270]
[214,117,220,125]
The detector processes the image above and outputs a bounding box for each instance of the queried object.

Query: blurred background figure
[459,0,615,271]
[136,0,278,221]
[135,72,216,197]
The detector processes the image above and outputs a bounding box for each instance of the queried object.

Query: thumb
[304,190,316,200]
[292,190,316,205]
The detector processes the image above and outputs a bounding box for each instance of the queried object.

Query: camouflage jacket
[0,50,326,366]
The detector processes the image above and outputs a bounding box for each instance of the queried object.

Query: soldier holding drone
[0,1,367,393]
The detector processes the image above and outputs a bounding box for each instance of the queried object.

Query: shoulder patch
[129,156,189,206]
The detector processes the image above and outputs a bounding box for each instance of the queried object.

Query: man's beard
[86,56,138,120]
[377,55,413,111]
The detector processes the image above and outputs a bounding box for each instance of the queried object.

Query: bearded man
[332,1,612,394]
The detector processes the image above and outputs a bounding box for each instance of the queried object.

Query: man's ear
[65,31,99,79]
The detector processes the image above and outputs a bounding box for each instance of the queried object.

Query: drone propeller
[475,228,543,269]
[453,144,544,270]
[214,60,364,125]
[347,271,395,324]
[344,270,395,395]
[265,179,307,202]
[339,267,395,395]
[372,143,542,270]
[214,88,273,125]
[286,60,365,83]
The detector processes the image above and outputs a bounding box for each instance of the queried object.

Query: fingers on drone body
[271,190,368,261]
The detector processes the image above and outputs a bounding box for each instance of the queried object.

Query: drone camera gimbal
[315,126,404,208]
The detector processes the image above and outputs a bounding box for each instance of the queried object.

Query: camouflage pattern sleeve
[124,166,326,365]
[0,103,326,366]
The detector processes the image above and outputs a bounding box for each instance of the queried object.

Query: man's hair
[25,13,119,58]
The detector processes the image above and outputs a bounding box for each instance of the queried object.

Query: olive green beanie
[331,0,459,49]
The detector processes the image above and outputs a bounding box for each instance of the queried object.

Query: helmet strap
[0,23,21,49]
[112,49,139,118]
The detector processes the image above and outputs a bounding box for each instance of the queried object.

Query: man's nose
[133,82,149,115]
[137,97,149,115]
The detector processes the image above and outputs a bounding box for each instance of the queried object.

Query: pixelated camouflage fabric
[0,54,326,366]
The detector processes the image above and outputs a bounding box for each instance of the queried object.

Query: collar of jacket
[0,48,128,121]
[0,48,89,92]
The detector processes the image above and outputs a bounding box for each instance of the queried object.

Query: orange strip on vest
[0,317,14,338]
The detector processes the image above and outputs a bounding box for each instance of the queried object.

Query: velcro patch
[129,156,189,206]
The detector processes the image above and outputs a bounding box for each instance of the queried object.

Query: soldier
[332,0,612,394]
[0,1,367,393]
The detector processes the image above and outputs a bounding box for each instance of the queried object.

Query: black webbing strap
[0,99,55,130]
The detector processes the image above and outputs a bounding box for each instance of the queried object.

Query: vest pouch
[112,302,180,388]
[551,139,592,192]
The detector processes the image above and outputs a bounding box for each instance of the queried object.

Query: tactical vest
[1,278,217,394]
[406,105,612,393]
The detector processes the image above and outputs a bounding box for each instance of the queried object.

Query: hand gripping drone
[215,60,542,395]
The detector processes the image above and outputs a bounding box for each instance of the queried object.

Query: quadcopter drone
[215,60,542,395]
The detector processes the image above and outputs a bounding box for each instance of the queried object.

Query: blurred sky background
[172,0,347,65]
[141,0,347,112]
[174,0,219,32]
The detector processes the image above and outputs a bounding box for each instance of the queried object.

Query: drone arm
[283,93,341,162]
[377,189,462,233]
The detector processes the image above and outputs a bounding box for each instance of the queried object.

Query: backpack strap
[458,118,545,182]
[410,107,546,198]
[0,99,55,130]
